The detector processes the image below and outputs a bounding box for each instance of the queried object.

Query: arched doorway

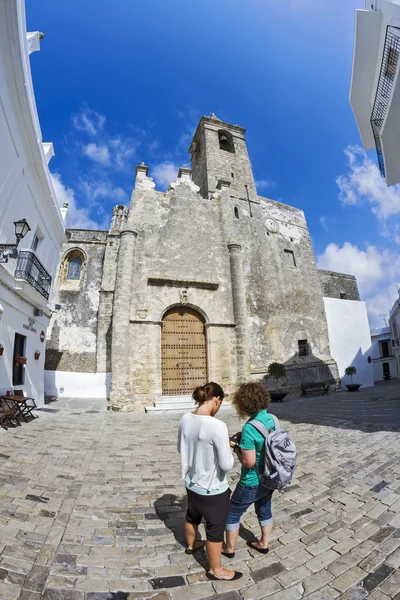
[161,307,207,395]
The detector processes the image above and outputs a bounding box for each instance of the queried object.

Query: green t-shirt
[238,409,276,487]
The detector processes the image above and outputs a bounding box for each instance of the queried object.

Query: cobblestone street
[1,382,400,600]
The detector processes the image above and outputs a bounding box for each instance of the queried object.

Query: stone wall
[45,229,107,373]
[319,270,360,301]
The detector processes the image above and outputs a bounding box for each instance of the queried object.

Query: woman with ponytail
[178,382,242,581]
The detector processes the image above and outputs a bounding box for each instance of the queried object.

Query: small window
[13,333,26,385]
[385,46,399,80]
[234,207,239,219]
[284,249,296,267]
[231,172,235,179]
[31,234,40,252]
[218,130,235,153]
[298,339,308,357]
[340,292,347,300]
[380,340,390,359]
[67,257,82,280]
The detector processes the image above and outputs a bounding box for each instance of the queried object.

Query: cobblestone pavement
[1,381,400,600]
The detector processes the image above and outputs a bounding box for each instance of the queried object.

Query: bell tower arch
[189,116,258,202]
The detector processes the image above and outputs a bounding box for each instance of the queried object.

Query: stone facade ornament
[135,163,156,191]
[180,288,189,305]
[169,166,200,193]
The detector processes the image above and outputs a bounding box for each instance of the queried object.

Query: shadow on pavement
[154,494,209,570]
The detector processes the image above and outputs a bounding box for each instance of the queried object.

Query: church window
[298,339,308,357]
[67,257,82,280]
[231,172,235,179]
[234,206,239,219]
[61,249,86,290]
[340,292,347,299]
[284,249,296,267]
[218,130,235,153]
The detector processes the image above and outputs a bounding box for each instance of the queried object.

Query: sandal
[206,569,243,581]
[185,541,206,555]
[248,540,269,554]
[222,550,235,559]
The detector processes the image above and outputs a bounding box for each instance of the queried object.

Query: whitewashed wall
[44,371,111,399]
[0,0,65,405]
[324,298,374,389]
[370,326,397,381]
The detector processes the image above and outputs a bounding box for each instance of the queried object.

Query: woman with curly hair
[224,381,279,557]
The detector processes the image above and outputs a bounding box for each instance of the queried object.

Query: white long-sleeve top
[178,412,234,494]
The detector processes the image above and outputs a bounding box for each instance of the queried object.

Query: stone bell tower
[189,115,258,203]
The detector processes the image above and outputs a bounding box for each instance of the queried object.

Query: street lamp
[0,219,31,263]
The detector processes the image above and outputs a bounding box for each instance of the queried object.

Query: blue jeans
[226,483,273,531]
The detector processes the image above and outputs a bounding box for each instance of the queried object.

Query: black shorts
[185,488,230,543]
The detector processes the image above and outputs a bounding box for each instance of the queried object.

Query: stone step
[146,403,231,413]
[146,396,231,413]
[160,395,193,403]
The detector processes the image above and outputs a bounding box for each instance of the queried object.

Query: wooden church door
[161,307,207,395]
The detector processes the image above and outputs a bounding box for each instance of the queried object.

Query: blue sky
[26,0,400,326]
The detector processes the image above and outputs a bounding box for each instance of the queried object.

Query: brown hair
[232,381,270,419]
[193,382,225,405]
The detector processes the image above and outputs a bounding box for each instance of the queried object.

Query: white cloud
[337,145,400,220]
[72,106,105,136]
[152,162,179,189]
[83,143,110,165]
[50,172,106,229]
[109,137,137,170]
[255,179,274,191]
[319,215,336,232]
[317,241,400,327]
[80,178,127,202]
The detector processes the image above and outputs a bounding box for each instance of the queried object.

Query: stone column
[228,242,250,382]
[108,228,138,409]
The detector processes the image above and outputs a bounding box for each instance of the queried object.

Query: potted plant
[34,350,40,360]
[16,356,27,365]
[0,344,3,357]
[267,362,287,402]
[345,366,361,392]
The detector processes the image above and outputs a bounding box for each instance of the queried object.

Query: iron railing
[15,250,52,300]
[370,26,400,178]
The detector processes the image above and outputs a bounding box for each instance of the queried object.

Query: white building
[370,326,397,381]
[350,0,400,186]
[323,297,374,390]
[0,0,66,406]
[389,291,400,375]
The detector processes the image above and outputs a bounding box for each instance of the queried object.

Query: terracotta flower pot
[34,351,40,360]
[16,356,27,365]
[0,346,3,357]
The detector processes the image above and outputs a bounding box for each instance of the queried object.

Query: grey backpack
[250,415,296,490]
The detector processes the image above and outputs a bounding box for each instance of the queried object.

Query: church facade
[45,116,367,410]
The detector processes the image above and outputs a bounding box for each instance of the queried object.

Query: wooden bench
[300,382,330,397]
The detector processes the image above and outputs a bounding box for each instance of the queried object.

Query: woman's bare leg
[207,541,236,578]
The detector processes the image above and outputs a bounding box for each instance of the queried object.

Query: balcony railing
[15,250,52,300]
[370,26,400,178]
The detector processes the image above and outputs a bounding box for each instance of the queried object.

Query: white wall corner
[42,142,55,164]
[26,32,41,55]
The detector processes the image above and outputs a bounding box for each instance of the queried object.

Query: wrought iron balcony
[15,250,52,300]
[370,25,400,178]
